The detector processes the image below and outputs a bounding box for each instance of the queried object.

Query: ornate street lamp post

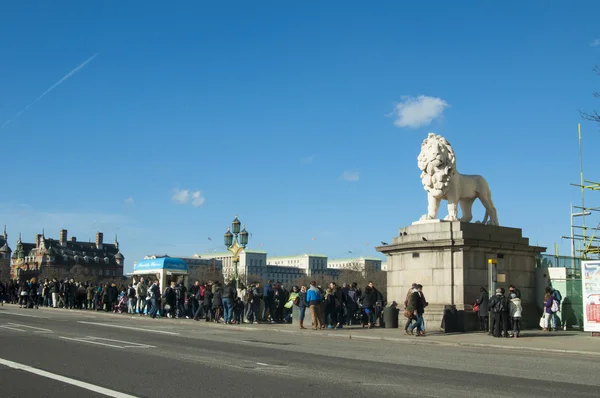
[224,215,249,289]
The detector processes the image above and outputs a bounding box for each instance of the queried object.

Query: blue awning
[133,258,189,274]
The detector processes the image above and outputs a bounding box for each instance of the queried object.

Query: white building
[327,257,383,274]
[246,264,306,284]
[267,253,328,276]
[195,249,267,281]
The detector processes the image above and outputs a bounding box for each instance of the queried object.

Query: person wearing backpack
[488,288,508,338]
[550,287,562,331]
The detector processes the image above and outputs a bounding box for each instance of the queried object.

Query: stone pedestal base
[377,221,545,332]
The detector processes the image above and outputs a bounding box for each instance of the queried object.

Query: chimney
[71,237,77,242]
[96,232,103,250]
[59,229,68,247]
[35,234,42,249]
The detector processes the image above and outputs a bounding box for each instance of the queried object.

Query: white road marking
[77,321,180,335]
[8,323,52,332]
[0,325,26,332]
[362,383,403,387]
[0,357,138,398]
[59,337,125,348]
[59,336,156,349]
[256,362,287,368]
[0,311,48,319]
[84,336,156,347]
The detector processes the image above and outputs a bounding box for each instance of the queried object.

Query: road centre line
[77,321,180,335]
[0,325,26,332]
[8,323,52,332]
[0,357,139,398]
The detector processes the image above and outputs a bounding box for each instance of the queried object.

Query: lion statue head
[417,133,456,198]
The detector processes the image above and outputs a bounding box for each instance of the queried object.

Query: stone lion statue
[417,133,499,225]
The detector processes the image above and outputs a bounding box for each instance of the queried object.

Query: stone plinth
[376,221,545,332]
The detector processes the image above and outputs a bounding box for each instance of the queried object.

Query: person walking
[307,281,323,330]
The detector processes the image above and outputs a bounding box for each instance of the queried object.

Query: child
[509,292,523,338]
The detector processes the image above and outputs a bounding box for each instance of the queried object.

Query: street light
[224,215,249,288]
[16,267,22,281]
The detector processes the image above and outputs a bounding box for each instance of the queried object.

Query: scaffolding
[562,124,600,259]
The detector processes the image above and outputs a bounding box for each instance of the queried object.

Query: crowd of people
[473,284,563,338]
[0,277,389,330]
[0,277,562,339]
[0,277,128,311]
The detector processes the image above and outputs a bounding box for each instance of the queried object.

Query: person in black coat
[330,282,346,329]
[361,286,377,329]
[476,287,489,332]
[212,282,223,323]
[162,281,177,318]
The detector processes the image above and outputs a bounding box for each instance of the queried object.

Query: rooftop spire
[114,234,119,249]
[3,225,6,240]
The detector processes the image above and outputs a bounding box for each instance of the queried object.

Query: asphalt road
[0,306,598,398]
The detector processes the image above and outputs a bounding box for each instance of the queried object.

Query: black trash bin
[383,306,399,328]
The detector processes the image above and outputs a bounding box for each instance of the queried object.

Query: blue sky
[1,1,600,273]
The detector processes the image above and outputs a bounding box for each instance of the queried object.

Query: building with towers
[0,226,11,280]
[10,228,124,281]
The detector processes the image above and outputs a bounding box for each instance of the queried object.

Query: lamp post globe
[239,226,249,247]
[224,227,234,248]
[231,215,241,235]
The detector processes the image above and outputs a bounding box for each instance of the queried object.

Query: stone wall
[377,221,545,331]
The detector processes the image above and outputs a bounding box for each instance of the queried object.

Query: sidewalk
[208,322,600,357]
[14,305,600,357]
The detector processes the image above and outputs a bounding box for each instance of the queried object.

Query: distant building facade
[187,250,385,285]
[10,229,124,280]
[327,257,383,274]
[267,254,328,276]
[194,250,267,281]
[246,264,306,284]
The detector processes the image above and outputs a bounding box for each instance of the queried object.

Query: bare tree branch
[581,65,600,124]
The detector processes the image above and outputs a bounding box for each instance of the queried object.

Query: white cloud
[172,189,190,204]
[339,170,360,182]
[591,39,600,47]
[191,191,206,207]
[301,155,316,164]
[392,95,449,128]
[124,196,134,205]
[172,188,205,207]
